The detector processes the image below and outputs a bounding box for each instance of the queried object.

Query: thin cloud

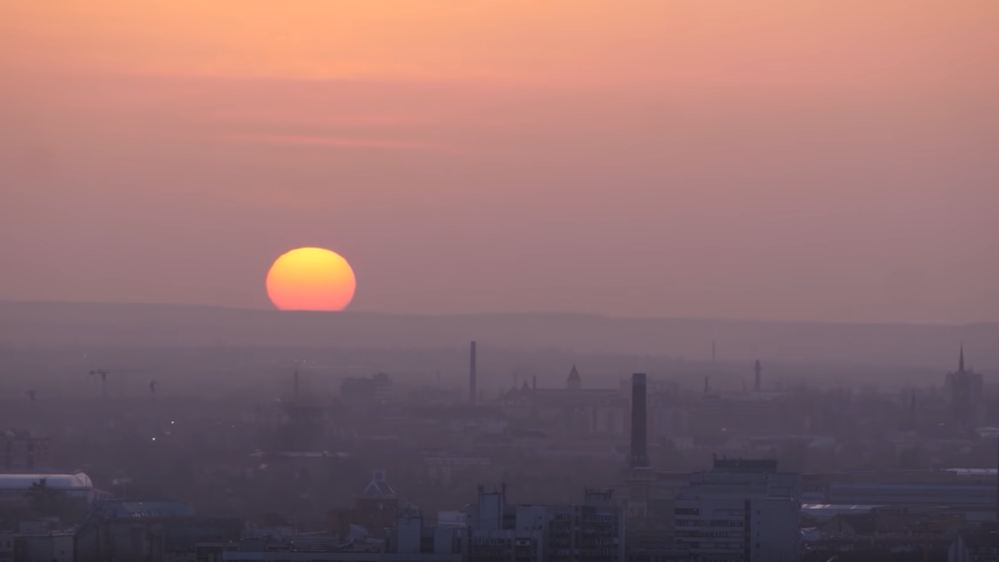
[218,133,463,153]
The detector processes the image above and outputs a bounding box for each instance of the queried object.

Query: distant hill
[0,301,996,369]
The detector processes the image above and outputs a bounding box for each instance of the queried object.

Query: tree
[24,478,64,517]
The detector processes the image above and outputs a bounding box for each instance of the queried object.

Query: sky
[1,0,997,324]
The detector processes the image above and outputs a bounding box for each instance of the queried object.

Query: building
[465,486,626,562]
[0,473,94,504]
[0,432,50,473]
[340,374,394,408]
[226,510,463,562]
[948,529,999,562]
[74,500,241,562]
[673,458,801,562]
[695,393,788,436]
[9,533,74,562]
[330,470,404,541]
[944,346,986,429]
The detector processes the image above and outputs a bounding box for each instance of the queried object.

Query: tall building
[629,374,649,469]
[673,458,801,562]
[0,431,50,472]
[470,341,478,406]
[566,365,582,391]
[465,486,626,562]
[944,345,985,428]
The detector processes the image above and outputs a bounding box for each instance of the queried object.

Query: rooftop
[0,473,92,490]
[97,501,194,519]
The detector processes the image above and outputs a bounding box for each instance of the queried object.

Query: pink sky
[1,0,997,323]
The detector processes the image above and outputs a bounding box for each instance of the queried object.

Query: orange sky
[1,0,997,323]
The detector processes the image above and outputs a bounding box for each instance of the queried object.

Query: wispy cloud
[217,133,463,153]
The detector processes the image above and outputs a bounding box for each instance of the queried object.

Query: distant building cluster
[0,341,996,561]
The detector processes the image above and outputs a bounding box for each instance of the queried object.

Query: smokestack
[630,373,649,468]
[469,341,477,406]
[754,360,761,392]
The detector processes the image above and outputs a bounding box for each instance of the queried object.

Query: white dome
[0,473,93,490]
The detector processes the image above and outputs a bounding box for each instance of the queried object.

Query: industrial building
[673,458,802,562]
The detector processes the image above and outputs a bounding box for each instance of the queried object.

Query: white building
[673,458,801,562]
[0,473,94,503]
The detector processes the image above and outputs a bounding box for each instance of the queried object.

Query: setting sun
[265,247,356,311]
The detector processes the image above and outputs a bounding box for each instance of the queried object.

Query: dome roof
[0,473,93,490]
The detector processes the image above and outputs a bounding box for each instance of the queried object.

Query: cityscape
[0,306,996,562]
[3,1,997,561]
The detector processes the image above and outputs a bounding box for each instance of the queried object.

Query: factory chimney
[469,341,477,406]
[629,373,649,468]
[754,360,761,392]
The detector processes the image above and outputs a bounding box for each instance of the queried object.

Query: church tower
[567,365,582,391]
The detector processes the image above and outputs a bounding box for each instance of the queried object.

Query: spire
[959,343,965,373]
[567,364,581,390]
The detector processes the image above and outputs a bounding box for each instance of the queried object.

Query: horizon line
[1,299,994,329]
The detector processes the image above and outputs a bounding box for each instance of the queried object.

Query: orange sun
[266,247,356,311]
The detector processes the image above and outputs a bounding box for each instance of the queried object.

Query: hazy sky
[2,0,997,323]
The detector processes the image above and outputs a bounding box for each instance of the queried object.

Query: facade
[673,459,801,562]
[11,533,73,562]
[944,346,986,429]
[948,529,999,562]
[329,470,402,541]
[74,500,241,562]
[465,487,626,562]
[695,393,786,436]
[340,374,394,408]
[0,432,50,473]
[0,473,94,504]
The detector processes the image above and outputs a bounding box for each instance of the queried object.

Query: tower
[567,365,581,391]
[630,373,649,468]
[469,341,477,406]
[959,343,965,373]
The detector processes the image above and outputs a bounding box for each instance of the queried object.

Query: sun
[266,247,356,311]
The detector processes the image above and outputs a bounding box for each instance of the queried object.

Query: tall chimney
[469,341,477,406]
[630,373,649,468]
[754,360,761,392]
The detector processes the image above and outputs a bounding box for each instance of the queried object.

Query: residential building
[465,486,626,562]
[673,458,801,562]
